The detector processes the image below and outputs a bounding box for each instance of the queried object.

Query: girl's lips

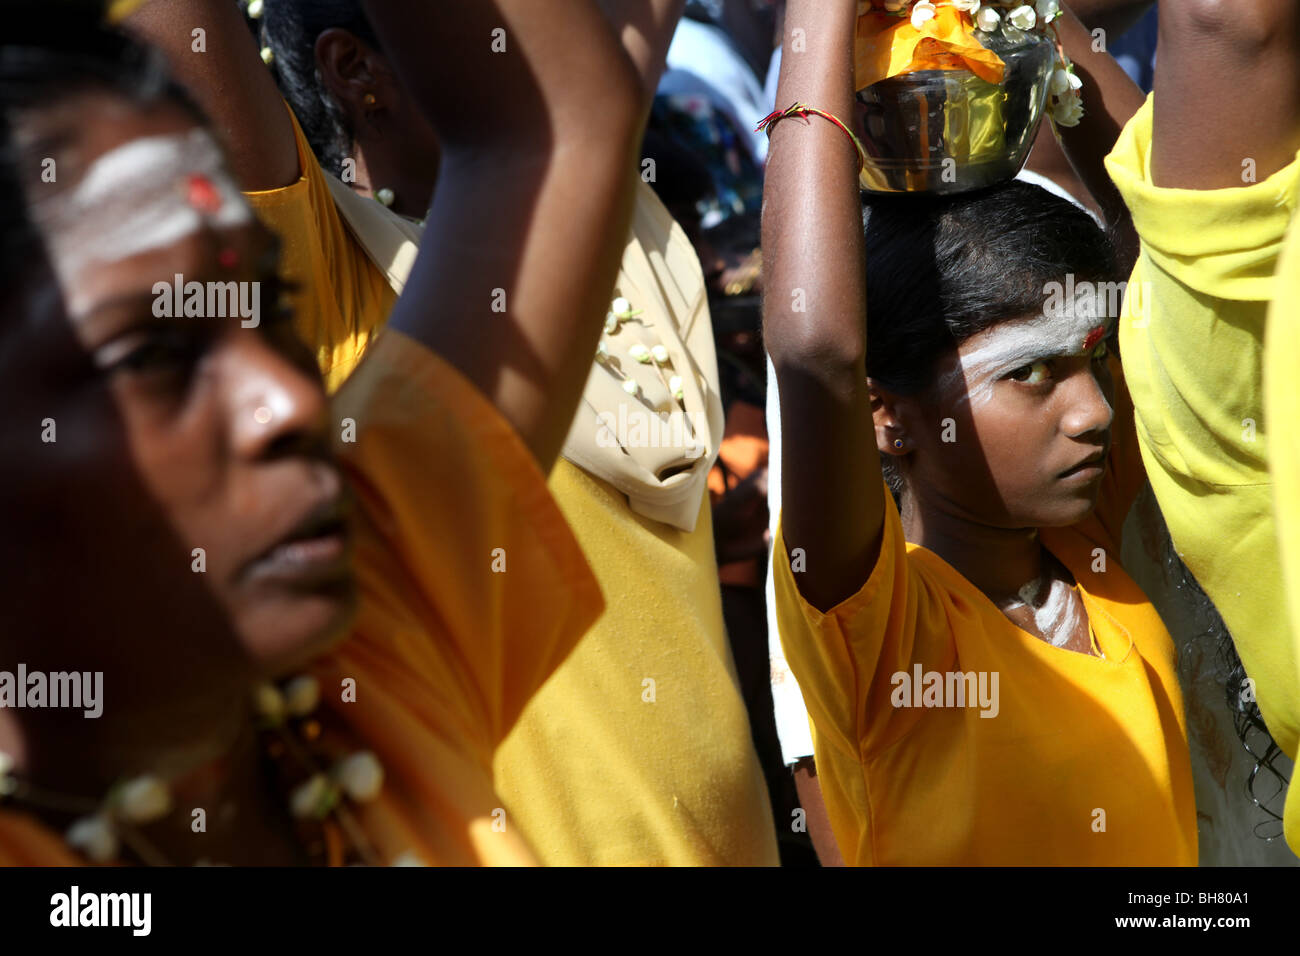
[1057,461,1106,483]
[1057,446,1108,480]
[1057,451,1107,482]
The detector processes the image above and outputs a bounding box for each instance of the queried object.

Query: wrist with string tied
[756,102,870,175]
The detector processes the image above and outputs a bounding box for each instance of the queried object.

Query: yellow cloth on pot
[855,7,1006,91]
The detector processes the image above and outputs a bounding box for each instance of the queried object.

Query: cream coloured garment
[324,175,722,532]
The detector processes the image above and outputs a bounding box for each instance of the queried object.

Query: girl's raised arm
[360,0,644,472]
[763,0,884,613]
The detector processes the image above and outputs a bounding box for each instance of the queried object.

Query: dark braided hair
[241,0,379,177]
[1142,490,1291,839]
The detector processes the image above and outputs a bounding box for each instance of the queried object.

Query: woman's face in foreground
[885,306,1116,531]
[8,91,356,680]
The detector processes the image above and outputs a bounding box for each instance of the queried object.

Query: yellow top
[244,111,395,394]
[1266,210,1300,851]
[1105,96,1300,841]
[773,382,1198,865]
[0,329,603,866]
[323,329,603,865]
[492,189,777,866]
[493,461,779,865]
[243,111,778,865]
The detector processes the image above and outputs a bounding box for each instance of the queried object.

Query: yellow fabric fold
[855,7,1005,91]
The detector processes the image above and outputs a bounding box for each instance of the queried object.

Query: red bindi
[186,173,223,215]
[218,248,240,269]
[1082,325,1106,352]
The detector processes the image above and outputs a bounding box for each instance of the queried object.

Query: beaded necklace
[0,675,406,866]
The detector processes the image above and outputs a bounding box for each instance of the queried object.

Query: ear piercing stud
[893,439,904,449]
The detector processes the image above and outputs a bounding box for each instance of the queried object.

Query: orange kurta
[773,376,1198,864]
[0,330,602,865]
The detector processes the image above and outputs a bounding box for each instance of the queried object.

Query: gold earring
[363,93,377,107]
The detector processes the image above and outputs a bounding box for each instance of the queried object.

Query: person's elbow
[1164,0,1297,55]
[556,52,644,148]
[765,316,866,392]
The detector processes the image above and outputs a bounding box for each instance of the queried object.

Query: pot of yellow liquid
[854,22,1055,194]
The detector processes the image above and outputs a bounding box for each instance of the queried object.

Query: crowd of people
[0,0,1297,868]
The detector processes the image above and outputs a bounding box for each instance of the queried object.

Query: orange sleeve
[243,106,394,393]
[317,329,604,864]
[332,328,604,752]
[773,488,955,758]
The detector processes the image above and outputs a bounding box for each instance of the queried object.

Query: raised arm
[1047,3,1148,268]
[1153,0,1300,189]
[598,0,687,111]
[763,0,882,612]
[125,0,299,190]
[360,0,643,472]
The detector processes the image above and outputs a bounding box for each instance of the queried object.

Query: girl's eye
[1009,360,1051,385]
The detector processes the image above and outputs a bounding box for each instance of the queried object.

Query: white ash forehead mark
[33,128,252,285]
[941,310,1115,410]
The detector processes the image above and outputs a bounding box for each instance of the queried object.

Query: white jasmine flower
[117,775,172,823]
[1052,91,1085,127]
[66,815,118,862]
[0,751,14,797]
[953,0,981,12]
[1035,0,1062,22]
[334,751,384,803]
[911,0,937,28]
[1008,4,1037,30]
[290,773,335,819]
[253,683,285,722]
[629,344,652,363]
[975,6,1001,31]
[283,675,320,717]
[1050,67,1071,95]
[651,345,670,364]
